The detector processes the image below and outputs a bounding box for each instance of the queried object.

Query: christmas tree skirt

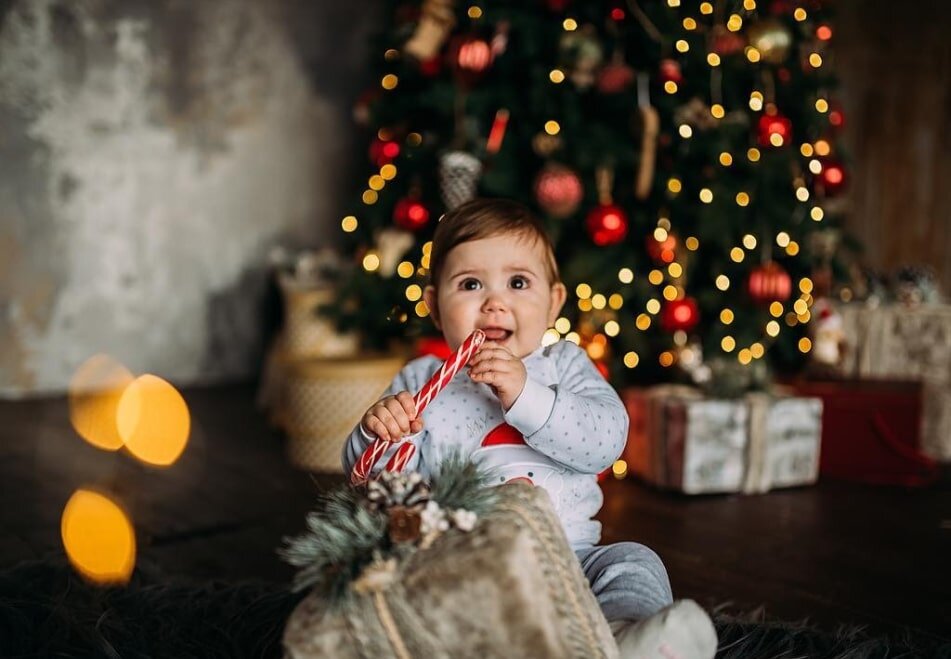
[3,559,948,659]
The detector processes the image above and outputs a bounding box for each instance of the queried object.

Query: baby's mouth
[481,327,513,341]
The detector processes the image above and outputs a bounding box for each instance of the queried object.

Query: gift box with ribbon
[622,386,823,494]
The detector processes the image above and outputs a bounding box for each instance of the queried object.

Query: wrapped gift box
[623,387,823,494]
[283,483,617,659]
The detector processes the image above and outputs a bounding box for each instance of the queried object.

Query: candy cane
[350,330,486,486]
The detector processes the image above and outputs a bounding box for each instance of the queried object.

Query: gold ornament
[746,19,792,64]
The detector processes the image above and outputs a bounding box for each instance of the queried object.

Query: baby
[342,198,716,658]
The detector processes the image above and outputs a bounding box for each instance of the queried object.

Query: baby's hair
[429,198,560,285]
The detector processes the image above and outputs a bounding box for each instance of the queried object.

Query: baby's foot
[612,599,717,659]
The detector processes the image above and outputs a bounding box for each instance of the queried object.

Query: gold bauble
[747,19,792,64]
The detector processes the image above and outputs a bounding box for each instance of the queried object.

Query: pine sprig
[429,453,498,515]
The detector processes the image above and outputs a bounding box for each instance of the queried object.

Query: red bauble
[369,138,400,167]
[534,164,583,218]
[597,61,635,94]
[393,198,430,231]
[661,297,700,333]
[747,261,792,304]
[586,204,628,246]
[646,233,678,264]
[450,36,493,84]
[416,336,452,360]
[658,58,683,85]
[819,160,847,196]
[757,112,793,147]
[828,107,845,129]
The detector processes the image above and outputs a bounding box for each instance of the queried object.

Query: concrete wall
[0,0,375,395]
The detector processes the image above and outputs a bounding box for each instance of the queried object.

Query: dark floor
[1,384,949,642]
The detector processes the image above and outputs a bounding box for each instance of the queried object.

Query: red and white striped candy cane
[350,329,486,486]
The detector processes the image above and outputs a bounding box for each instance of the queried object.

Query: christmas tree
[328,0,851,388]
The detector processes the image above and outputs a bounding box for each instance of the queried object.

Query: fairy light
[676,39,689,53]
[636,314,652,330]
[711,104,726,119]
[664,81,679,94]
[384,49,399,61]
[748,148,761,162]
[618,267,634,284]
[683,17,697,30]
[736,192,750,207]
[686,236,699,250]
[407,132,423,146]
[576,283,592,299]
[730,247,745,263]
[679,124,693,138]
[766,320,781,337]
[654,227,669,241]
[809,53,823,68]
[815,99,829,113]
[794,8,808,21]
[468,5,483,18]
[662,285,679,300]
[700,2,713,14]
[707,53,721,67]
[727,14,743,31]
[770,133,784,147]
[604,320,620,336]
[380,164,397,180]
[668,263,683,278]
[738,348,753,365]
[405,284,422,302]
[555,317,571,334]
[719,152,733,166]
[381,74,398,90]
[368,175,385,191]
[742,234,757,249]
[544,120,561,135]
[746,47,761,63]
[578,298,593,312]
[799,337,812,353]
[800,143,814,157]
[648,269,664,285]
[770,301,784,317]
[542,329,560,346]
[720,309,734,324]
[793,299,808,315]
[721,336,736,352]
[363,253,380,272]
[550,69,565,83]
[362,190,378,205]
[565,332,581,344]
[800,278,813,294]
[341,215,358,232]
[796,187,810,202]
[815,140,831,156]
[646,299,661,314]
[811,207,825,221]
[563,18,578,30]
[799,310,812,323]
[699,188,713,203]
[667,0,680,6]
[786,241,800,255]
[659,351,675,367]
[749,91,764,112]
[658,216,672,230]
[624,352,640,368]
[808,159,823,175]
[667,178,683,193]
[743,0,756,9]
[817,25,832,40]
[716,275,730,290]
[609,293,624,309]
[591,293,607,309]
[750,342,765,359]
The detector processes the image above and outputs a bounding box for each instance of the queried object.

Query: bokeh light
[68,354,135,451]
[117,375,191,467]
[61,489,136,584]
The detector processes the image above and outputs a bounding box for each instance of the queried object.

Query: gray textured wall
[0,0,376,396]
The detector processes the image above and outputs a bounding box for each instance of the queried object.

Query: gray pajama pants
[576,542,674,624]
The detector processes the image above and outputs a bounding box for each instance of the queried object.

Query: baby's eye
[510,275,529,290]
[460,278,482,291]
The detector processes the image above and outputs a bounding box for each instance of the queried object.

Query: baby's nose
[482,292,508,312]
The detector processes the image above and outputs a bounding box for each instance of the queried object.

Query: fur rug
[1,561,948,658]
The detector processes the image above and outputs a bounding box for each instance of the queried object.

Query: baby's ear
[547,282,567,325]
[423,285,441,330]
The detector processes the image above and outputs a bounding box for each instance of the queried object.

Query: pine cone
[388,505,423,543]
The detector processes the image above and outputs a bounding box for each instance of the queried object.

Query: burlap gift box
[623,386,823,494]
[283,482,618,659]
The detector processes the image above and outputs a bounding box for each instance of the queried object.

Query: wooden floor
[1,384,948,641]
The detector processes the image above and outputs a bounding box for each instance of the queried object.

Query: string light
[468,6,482,18]
[664,81,679,94]
[730,247,745,262]
[743,0,756,10]
[815,99,829,113]
[721,336,736,352]
[676,39,689,53]
[341,216,358,232]
[542,329,560,346]
[716,275,730,291]
[707,53,721,67]
[380,164,397,180]
[794,8,808,21]
[811,207,825,221]
[809,53,823,68]
[800,278,814,293]
[576,283,592,299]
[699,188,713,203]
[800,143,814,157]
[605,320,620,336]
[683,17,697,30]
[654,227,669,241]
[563,18,578,31]
[749,91,764,111]
[363,253,380,272]
[663,285,679,300]
[667,0,680,6]
[648,269,664,285]
[667,178,683,193]
[770,301,784,317]
[748,148,761,162]
[555,317,571,334]
[565,332,581,344]
[719,152,733,166]
[799,337,812,353]
[659,351,675,367]
[817,25,833,41]
[544,120,561,135]
[407,132,423,146]
[397,261,414,278]
[766,320,780,336]
[405,284,422,302]
[578,298,593,311]
[711,104,725,119]
[700,2,713,14]
[796,186,810,201]
[618,267,634,284]
[624,352,640,368]
[368,175,385,190]
[609,293,624,309]
[742,234,757,249]
[727,14,743,31]
[720,309,734,324]
[738,348,752,364]
[746,47,761,63]
[750,342,765,359]
[679,124,693,138]
[381,74,398,90]
[815,140,831,156]
[362,190,378,205]
[736,192,750,207]
[636,314,652,330]
[809,159,823,174]
[786,241,800,255]
[591,293,607,309]
[550,69,565,83]
[668,263,683,278]
[646,299,661,314]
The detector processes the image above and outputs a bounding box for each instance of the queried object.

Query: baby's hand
[361,391,423,442]
[468,342,527,411]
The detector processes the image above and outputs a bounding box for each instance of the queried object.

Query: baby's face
[424,233,566,358]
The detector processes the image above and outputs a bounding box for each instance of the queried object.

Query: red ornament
[659,59,683,85]
[661,297,700,333]
[646,233,678,264]
[828,106,845,129]
[416,336,452,360]
[534,164,583,219]
[451,36,493,84]
[586,204,628,246]
[369,138,400,167]
[597,61,635,94]
[757,112,793,147]
[747,261,792,304]
[819,160,847,196]
[393,197,430,231]
[610,7,625,21]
